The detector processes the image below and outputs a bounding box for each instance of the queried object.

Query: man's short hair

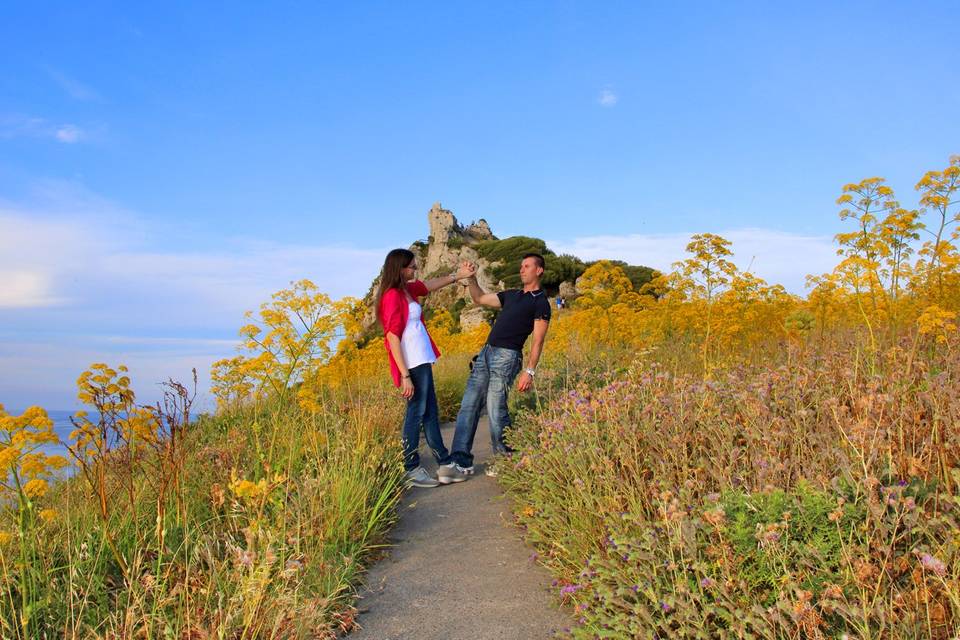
[522,253,546,270]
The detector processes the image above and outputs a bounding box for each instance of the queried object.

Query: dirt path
[351,419,568,640]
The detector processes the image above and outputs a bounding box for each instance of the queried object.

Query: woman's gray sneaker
[437,462,469,484]
[405,467,440,488]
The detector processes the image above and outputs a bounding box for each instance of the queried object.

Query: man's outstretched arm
[465,276,501,308]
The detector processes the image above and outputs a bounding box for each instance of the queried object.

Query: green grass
[0,393,405,638]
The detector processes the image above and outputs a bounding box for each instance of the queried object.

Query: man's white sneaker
[455,464,475,475]
[404,467,440,488]
[436,463,469,484]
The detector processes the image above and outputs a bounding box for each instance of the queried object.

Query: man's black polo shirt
[486,288,552,352]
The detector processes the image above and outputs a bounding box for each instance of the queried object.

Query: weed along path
[351,419,568,640]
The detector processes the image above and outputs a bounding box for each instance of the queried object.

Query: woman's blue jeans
[451,345,522,468]
[402,363,452,471]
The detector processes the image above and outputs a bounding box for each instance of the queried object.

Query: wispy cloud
[94,335,239,347]
[0,185,388,408]
[54,124,84,143]
[548,228,838,293]
[598,89,618,107]
[0,270,63,308]
[0,191,385,317]
[0,115,87,144]
[43,66,102,101]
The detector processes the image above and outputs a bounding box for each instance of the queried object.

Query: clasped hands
[454,260,478,283]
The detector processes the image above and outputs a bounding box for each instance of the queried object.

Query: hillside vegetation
[498,156,960,639]
[1,155,958,638]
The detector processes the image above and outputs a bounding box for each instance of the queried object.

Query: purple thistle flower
[920,553,947,576]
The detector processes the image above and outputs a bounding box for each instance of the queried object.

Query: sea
[9,407,198,463]
[46,410,80,458]
[12,410,122,480]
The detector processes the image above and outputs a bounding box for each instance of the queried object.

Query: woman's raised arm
[422,261,476,292]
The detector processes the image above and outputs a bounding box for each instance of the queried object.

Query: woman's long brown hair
[374,248,415,325]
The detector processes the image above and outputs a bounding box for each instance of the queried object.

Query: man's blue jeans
[451,345,522,468]
[402,363,452,471]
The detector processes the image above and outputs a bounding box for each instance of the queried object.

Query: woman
[376,248,474,487]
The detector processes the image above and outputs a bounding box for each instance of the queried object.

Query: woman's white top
[400,300,437,369]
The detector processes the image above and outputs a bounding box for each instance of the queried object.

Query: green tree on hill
[477,237,587,292]
[477,236,655,295]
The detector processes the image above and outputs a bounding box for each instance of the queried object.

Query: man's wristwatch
[524,368,536,377]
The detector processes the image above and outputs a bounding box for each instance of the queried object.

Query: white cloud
[0,189,389,409]
[548,228,838,293]
[54,125,83,143]
[43,66,102,101]
[0,191,384,317]
[0,115,87,143]
[598,89,618,107]
[0,270,63,308]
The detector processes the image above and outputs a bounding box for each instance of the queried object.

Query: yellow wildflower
[45,455,70,470]
[230,477,268,499]
[0,446,20,469]
[39,508,57,524]
[19,453,47,478]
[23,478,49,498]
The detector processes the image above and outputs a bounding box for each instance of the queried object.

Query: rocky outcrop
[427,202,460,247]
[464,219,494,242]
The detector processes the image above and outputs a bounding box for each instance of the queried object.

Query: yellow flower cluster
[211,280,361,410]
[917,305,957,345]
[0,404,70,502]
[228,471,286,501]
[67,363,164,463]
[76,364,134,408]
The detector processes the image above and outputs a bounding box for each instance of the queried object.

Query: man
[451,253,551,476]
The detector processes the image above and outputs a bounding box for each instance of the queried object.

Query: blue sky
[2,1,958,409]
